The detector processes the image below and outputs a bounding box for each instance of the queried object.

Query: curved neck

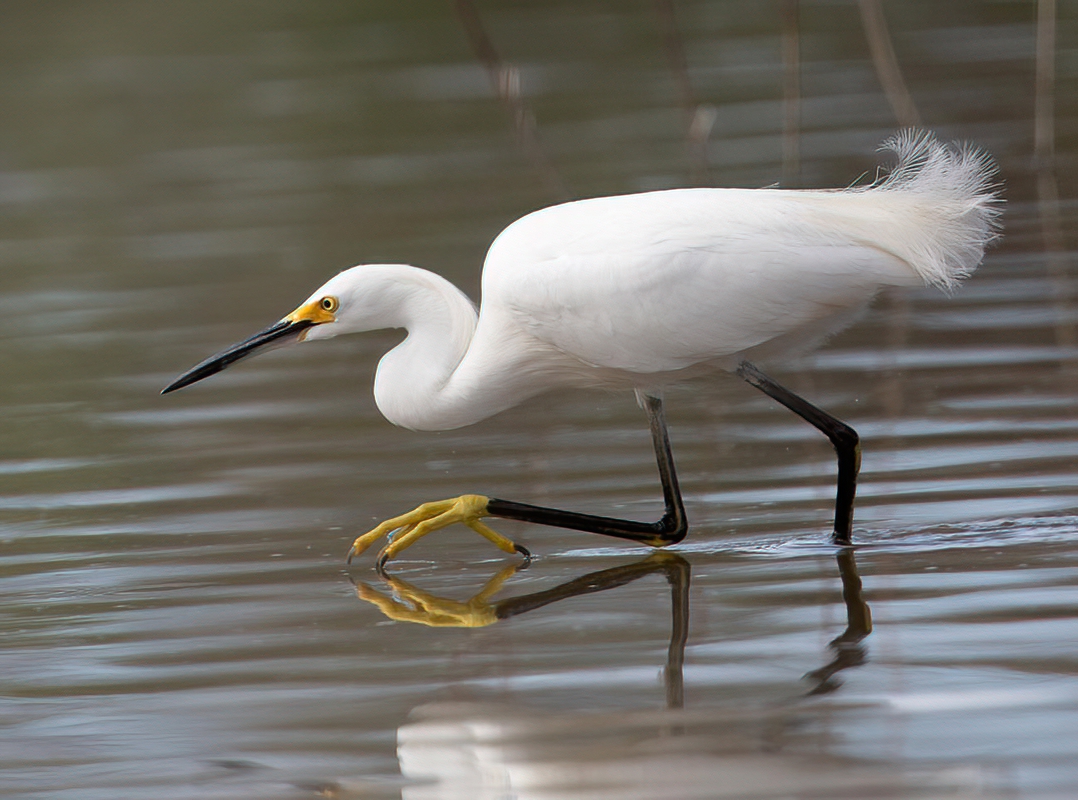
[370,267,481,431]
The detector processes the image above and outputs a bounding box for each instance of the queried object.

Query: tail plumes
[873,131,1002,290]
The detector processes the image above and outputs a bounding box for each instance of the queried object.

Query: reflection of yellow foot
[347,494,531,567]
[354,563,521,627]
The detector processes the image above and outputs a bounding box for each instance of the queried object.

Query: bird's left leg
[348,496,531,566]
[484,393,688,546]
[347,394,688,567]
[735,361,860,544]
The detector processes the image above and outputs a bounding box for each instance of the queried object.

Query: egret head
[160,267,366,394]
[161,263,474,397]
[285,265,411,342]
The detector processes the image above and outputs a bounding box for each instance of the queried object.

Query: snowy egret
[162,132,1000,565]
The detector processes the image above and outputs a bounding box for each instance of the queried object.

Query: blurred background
[1,1,1076,798]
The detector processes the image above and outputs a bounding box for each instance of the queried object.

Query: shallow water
[2,2,1078,798]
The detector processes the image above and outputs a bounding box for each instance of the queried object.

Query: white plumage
[163,131,1000,564]
[291,131,998,431]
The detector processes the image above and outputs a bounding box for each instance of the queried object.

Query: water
[2,2,1077,797]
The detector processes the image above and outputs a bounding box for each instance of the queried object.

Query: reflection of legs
[736,362,861,545]
[835,547,872,637]
[354,562,524,628]
[493,551,691,710]
[804,547,873,695]
[662,553,691,711]
[486,393,689,546]
[358,551,693,710]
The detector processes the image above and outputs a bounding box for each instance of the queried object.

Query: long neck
[371,267,482,431]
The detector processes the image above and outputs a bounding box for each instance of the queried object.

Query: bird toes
[347,494,528,566]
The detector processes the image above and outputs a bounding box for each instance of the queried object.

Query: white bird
[163,132,1000,565]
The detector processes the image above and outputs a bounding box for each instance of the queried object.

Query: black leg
[736,361,860,545]
[486,393,689,548]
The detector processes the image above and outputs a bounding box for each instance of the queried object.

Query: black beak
[161,318,315,395]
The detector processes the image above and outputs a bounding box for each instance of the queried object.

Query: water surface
[2,3,1077,798]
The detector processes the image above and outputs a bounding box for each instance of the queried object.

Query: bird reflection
[353,548,868,703]
[338,552,985,799]
[803,547,872,696]
[355,561,521,628]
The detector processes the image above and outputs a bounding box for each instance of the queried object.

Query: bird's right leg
[347,393,689,567]
[736,361,860,544]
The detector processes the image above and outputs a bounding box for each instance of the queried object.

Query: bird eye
[320,296,339,313]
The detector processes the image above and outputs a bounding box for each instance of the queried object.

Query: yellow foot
[354,562,522,627]
[347,494,531,567]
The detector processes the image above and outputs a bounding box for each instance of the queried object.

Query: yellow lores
[285,295,338,327]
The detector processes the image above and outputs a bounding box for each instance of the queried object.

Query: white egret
[163,132,1000,565]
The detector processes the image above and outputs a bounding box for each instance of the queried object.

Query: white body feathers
[301,133,1000,431]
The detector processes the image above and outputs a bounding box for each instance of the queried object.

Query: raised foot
[347,494,531,567]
